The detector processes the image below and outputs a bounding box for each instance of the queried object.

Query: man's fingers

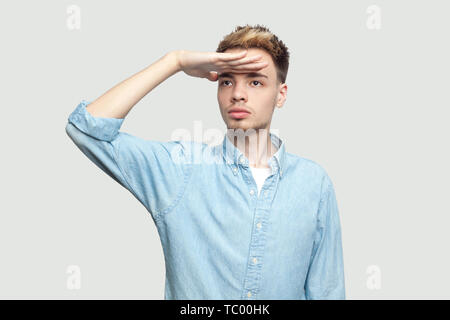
[226,55,263,66]
[217,50,247,61]
[229,61,268,71]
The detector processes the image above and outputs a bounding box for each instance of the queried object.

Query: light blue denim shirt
[65,100,345,300]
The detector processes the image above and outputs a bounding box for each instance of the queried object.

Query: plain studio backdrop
[0,0,449,299]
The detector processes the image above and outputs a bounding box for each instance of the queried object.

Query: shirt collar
[221,131,286,178]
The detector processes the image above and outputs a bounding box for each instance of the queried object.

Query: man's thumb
[207,71,218,82]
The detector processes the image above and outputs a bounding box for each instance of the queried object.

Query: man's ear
[276,83,287,108]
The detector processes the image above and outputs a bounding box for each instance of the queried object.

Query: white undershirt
[249,166,272,196]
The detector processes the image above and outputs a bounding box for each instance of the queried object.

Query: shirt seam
[317,176,332,215]
[103,140,150,214]
[112,138,162,220]
[158,161,194,222]
[114,139,194,223]
[308,175,332,271]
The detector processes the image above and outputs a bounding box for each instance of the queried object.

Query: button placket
[239,154,280,299]
[223,132,286,299]
[241,193,272,299]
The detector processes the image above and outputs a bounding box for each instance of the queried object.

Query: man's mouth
[228,106,251,119]
[229,111,251,119]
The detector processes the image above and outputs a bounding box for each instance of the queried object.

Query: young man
[65,24,345,300]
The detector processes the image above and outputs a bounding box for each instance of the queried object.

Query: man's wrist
[166,50,183,74]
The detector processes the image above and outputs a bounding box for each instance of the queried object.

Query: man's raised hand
[176,49,268,82]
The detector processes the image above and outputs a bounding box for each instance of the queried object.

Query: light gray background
[0,0,449,299]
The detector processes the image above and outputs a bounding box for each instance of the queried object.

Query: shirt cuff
[67,99,125,141]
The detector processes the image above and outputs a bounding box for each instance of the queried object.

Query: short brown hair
[216,24,290,85]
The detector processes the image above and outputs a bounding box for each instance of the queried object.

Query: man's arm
[304,174,346,299]
[85,50,181,119]
[65,49,267,221]
[65,51,194,222]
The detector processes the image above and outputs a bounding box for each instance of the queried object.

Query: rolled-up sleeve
[304,174,346,300]
[65,100,193,223]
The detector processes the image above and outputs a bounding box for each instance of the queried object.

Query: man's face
[217,48,287,132]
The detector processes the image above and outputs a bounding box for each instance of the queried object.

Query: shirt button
[232,167,237,173]
[247,291,252,297]
[249,189,255,196]
[256,222,262,229]
[252,257,258,264]
[240,157,245,164]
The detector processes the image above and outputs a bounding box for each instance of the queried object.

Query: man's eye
[220,80,262,86]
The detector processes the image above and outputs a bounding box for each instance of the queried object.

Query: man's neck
[227,129,278,168]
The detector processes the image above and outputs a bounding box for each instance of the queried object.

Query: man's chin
[227,122,252,131]
[228,121,246,127]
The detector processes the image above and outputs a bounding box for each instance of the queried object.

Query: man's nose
[231,84,247,102]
